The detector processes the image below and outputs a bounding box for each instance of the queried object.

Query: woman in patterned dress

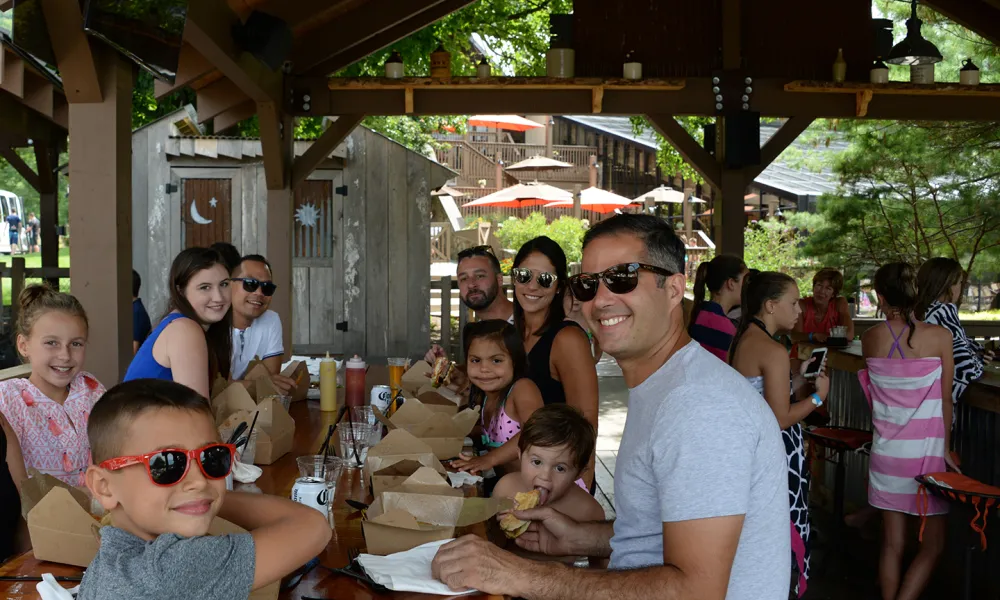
[729,272,830,598]
[916,258,994,410]
[0,286,106,487]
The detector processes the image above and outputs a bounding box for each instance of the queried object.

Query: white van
[0,190,25,255]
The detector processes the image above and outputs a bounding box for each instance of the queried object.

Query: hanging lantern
[886,1,943,66]
[430,44,451,80]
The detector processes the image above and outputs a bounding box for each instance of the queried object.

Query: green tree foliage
[628,116,714,184]
[800,121,1000,278]
[495,212,588,263]
[742,219,815,296]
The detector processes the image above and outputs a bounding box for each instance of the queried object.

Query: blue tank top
[124,313,188,383]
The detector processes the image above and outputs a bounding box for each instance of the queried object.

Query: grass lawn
[0,247,71,305]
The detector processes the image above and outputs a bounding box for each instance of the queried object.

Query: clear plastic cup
[338,423,376,468]
[262,394,292,412]
[350,406,383,443]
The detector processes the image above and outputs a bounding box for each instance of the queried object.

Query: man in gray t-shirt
[433,214,789,599]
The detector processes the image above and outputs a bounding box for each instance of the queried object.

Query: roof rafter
[185,0,282,103]
[154,44,215,99]
[924,0,1000,46]
[295,0,477,76]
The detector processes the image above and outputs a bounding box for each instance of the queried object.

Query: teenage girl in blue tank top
[125,248,233,398]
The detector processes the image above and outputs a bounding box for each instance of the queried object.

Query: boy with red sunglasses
[80,379,330,600]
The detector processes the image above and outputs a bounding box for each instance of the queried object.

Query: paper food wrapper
[374,401,479,460]
[213,384,295,465]
[400,361,433,395]
[365,429,446,480]
[379,491,509,528]
[20,470,101,567]
[383,467,463,498]
[363,498,455,556]
[281,360,311,402]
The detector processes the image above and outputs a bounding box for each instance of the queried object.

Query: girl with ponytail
[687,254,746,361]
[0,285,105,486]
[860,262,956,600]
[730,271,829,597]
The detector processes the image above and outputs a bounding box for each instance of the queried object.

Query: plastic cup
[262,394,292,412]
[338,423,376,468]
[350,406,383,444]
[388,357,408,398]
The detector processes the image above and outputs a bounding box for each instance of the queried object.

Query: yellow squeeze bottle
[319,352,337,412]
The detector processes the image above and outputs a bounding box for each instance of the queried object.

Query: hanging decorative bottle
[546,14,574,78]
[832,48,847,83]
[623,51,642,80]
[960,59,980,86]
[384,51,404,79]
[476,57,491,79]
[430,44,451,81]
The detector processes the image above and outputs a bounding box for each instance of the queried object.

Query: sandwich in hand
[499,489,541,539]
[431,356,455,388]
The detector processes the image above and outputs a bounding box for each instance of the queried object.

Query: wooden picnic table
[0,400,503,600]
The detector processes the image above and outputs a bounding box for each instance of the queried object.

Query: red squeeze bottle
[344,355,367,408]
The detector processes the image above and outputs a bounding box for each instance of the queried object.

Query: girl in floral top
[0,285,106,486]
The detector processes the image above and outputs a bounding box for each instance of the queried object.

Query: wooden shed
[131,107,454,359]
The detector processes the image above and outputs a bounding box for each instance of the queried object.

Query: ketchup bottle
[344,355,367,408]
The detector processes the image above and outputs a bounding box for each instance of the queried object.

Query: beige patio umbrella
[631,185,706,205]
[545,186,633,214]
[462,182,572,215]
[505,155,574,172]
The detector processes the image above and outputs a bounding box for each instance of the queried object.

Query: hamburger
[499,489,541,539]
[430,356,455,388]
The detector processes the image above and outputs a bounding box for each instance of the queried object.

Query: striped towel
[859,358,949,516]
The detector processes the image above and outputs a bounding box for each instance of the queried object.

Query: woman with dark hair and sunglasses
[125,248,233,397]
[511,236,599,489]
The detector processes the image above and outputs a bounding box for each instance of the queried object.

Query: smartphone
[804,347,828,378]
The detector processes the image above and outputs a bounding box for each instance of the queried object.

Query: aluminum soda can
[371,384,392,413]
[291,477,329,515]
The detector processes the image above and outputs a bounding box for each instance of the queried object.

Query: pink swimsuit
[0,373,106,486]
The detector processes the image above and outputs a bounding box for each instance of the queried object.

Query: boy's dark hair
[210,242,242,273]
[517,404,595,473]
[237,254,272,276]
[132,269,141,298]
[89,379,213,463]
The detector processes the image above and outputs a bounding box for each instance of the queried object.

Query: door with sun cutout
[182,179,232,248]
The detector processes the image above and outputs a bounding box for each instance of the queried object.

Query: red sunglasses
[100,443,236,487]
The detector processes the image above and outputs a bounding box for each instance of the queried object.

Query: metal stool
[805,426,873,571]
[916,473,999,600]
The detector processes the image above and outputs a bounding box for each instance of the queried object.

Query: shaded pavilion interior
[0,0,998,388]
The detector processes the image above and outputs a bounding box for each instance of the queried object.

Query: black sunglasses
[511,267,558,289]
[568,263,675,301]
[232,277,277,296]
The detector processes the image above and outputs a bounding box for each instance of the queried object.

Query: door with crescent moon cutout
[182,179,232,249]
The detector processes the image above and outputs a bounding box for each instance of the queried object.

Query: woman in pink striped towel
[860,262,958,600]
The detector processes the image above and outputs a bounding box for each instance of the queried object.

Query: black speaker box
[702,113,760,170]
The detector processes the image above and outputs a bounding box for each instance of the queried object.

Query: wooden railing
[472,143,596,184]
[435,142,519,189]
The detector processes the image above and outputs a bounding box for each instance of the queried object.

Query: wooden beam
[39,0,102,103]
[924,0,1000,46]
[185,0,283,103]
[0,147,40,191]
[300,0,478,76]
[196,78,250,123]
[213,100,256,133]
[0,0,11,10]
[742,116,813,181]
[646,114,721,189]
[0,48,25,98]
[0,94,64,146]
[21,75,54,119]
[722,0,742,70]
[154,44,215,99]
[69,48,134,385]
[258,101,291,190]
[291,114,363,188]
[35,142,60,286]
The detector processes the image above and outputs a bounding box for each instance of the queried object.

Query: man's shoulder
[257,310,283,328]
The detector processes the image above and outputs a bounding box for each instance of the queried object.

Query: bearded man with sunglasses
[229,255,295,394]
[433,214,789,600]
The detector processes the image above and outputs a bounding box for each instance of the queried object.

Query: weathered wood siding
[133,116,450,359]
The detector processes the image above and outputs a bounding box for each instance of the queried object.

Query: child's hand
[450,452,494,475]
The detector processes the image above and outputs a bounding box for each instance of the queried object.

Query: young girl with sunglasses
[511,236,599,489]
[125,247,233,398]
[0,285,106,486]
[451,320,543,476]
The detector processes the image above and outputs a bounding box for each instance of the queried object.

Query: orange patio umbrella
[462,182,572,209]
[545,186,633,214]
[467,115,544,132]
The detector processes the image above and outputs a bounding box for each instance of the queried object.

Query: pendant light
[886,0,942,66]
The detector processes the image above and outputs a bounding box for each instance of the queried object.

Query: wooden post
[494,152,503,190]
[35,142,60,287]
[683,180,695,237]
[10,257,24,326]
[440,276,451,354]
[457,302,469,362]
[68,49,133,386]
[573,184,582,220]
[588,155,597,188]
[261,105,294,359]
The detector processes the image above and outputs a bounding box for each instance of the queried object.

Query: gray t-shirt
[77,526,255,600]
[609,341,790,600]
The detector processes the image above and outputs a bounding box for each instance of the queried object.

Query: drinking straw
[245,411,259,449]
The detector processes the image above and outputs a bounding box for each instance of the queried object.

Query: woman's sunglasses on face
[511,267,558,289]
[568,263,675,302]
[231,277,277,296]
[99,443,236,487]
